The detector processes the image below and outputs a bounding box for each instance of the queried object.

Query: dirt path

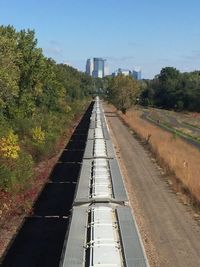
[105,106,200,267]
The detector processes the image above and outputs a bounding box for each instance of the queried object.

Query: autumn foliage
[0,25,93,190]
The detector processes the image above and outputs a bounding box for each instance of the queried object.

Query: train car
[59,97,149,267]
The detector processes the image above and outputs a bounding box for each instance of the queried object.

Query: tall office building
[104,61,109,76]
[85,58,107,78]
[132,69,142,80]
[92,58,106,78]
[86,58,93,76]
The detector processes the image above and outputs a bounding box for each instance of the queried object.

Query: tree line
[0,25,94,190]
[95,66,200,114]
[100,75,140,114]
[140,67,200,111]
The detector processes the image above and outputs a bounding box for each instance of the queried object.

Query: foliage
[0,130,20,159]
[0,151,33,191]
[0,25,93,191]
[32,126,45,144]
[106,74,140,113]
[140,67,200,112]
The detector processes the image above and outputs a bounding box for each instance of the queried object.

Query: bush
[0,151,33,191]
[14,151,34,187]
[0,163,15,190]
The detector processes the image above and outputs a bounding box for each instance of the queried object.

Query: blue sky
[1,0,200,78]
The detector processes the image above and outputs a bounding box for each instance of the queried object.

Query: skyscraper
[86,58,93,76]
[104,61,109,76]
[132,69,142,80]
[93,58,105,78]
[85,58,107,78]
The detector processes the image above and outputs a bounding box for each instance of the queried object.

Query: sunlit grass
[121,108,200,203]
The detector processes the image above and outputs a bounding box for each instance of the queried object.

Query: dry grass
[121,108,200,203]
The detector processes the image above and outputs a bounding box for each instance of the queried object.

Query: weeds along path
[104,104,200,267]
[0,103,94,267]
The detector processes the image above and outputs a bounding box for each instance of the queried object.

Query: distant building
[93,58,105,78]
[132,69,142,80]
[112,67,142,80]
[85,58,107,78]
[86,58,93,76]
[113,68,131,77]
[104,62,109,76]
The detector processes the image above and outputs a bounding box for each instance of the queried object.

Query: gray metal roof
[74,159,128,204]
[89,120,96,129]
[106,139,115,158]
[60,205,149,267]
[109,159,128,202]
[83,139,115,159]
[116,206,149,267]
[60,206,88,267]
[87,128,110,140]
[74,159,92,203]
[83,139,93,159]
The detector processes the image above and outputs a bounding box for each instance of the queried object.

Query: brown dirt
[104,103,200,267]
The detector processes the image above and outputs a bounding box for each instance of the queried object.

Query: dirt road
[105,107,200,267]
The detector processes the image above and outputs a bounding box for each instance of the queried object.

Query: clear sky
[1,0,200,78]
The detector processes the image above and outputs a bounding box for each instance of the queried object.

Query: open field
[120,107,200,204]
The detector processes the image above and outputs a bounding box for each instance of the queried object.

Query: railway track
[1,98,149,267]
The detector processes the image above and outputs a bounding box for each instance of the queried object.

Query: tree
[153,67,181,108]
[139,67,200,112]
[107,74,140,113]
[158,67,180,82]
[140,82,155,106]
[0,26,20,116]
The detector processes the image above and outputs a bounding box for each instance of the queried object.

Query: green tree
[0,25,95,191]
[153,67,180,108]
[16,29,45,116]
[0,25,20,116]
[107,74,140,113]
[139,67,200,112]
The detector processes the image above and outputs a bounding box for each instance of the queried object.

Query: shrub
[14,151,33,188]
[0,130,20,159]
[0,163,15,190]
[32,126,45,144]
[0,151,33,191]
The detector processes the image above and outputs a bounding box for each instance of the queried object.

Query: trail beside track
[104,105,200,267]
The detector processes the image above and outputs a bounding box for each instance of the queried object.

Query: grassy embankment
[121,108,200,204]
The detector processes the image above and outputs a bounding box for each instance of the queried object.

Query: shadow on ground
[0,102,94,267]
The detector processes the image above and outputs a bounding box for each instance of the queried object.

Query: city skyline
[1,0,200,78]
[86,58,141,79]
[86,58,107,78]
[112,67,142,80]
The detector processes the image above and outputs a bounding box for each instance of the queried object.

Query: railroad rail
[60,97,149,267]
